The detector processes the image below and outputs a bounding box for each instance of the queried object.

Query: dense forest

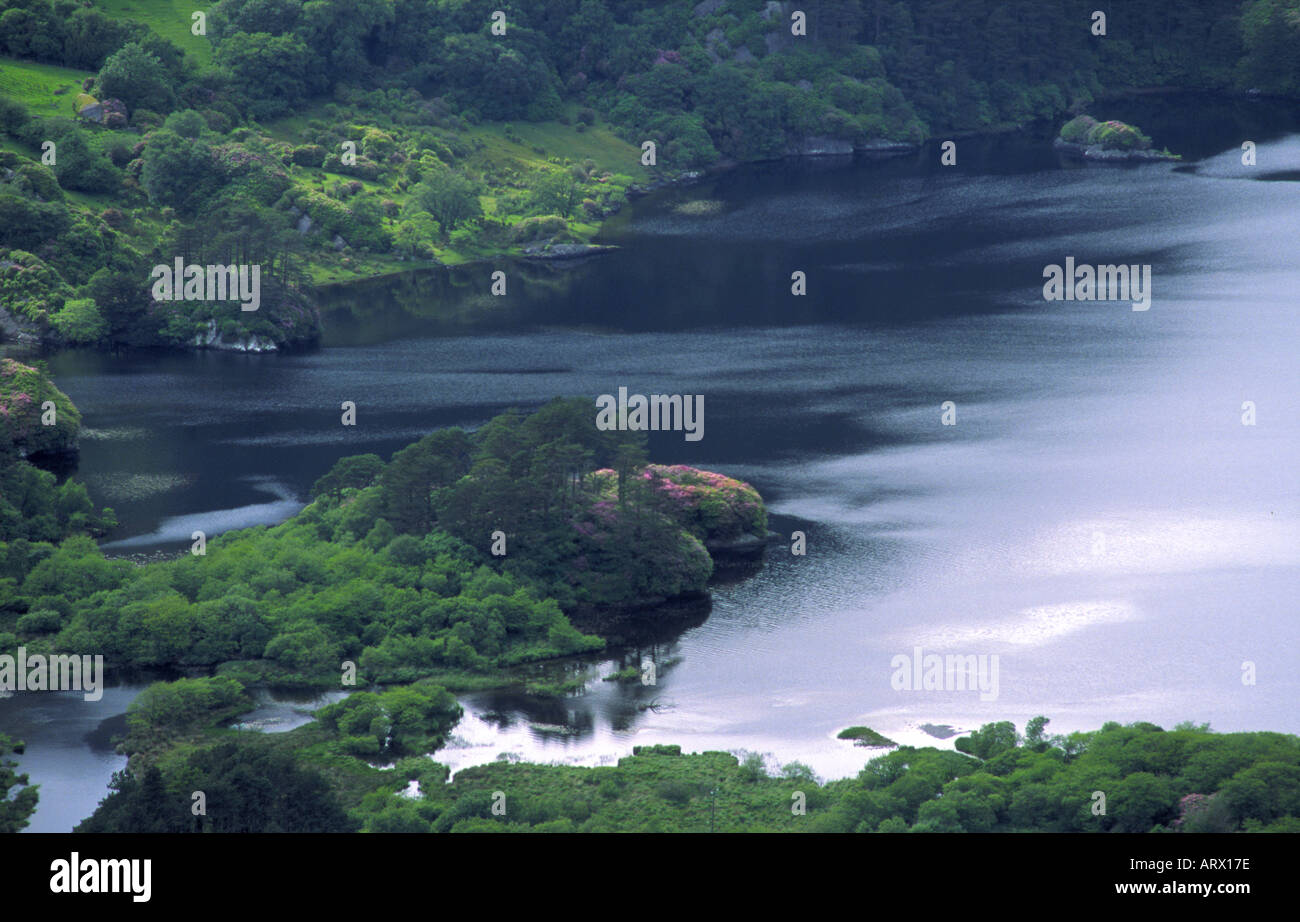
[2,383,771,830]
[2,396,766,690]
[1,0,1298,349]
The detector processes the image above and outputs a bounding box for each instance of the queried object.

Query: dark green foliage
[379,428,471,533]
[837,726,896,747]
[0,732,37,833]
[139,130,225,215]
[0,0,145,70]
[955,720,1019,760]
[213,31,316,120]
[311,453,385,500]
[20,401,758,687]
[0,192,71,250]
[1239,0,1300,95]
[0,460,115,547]
[47,128,120,193]
[75,740,355,833]
[96,41,176,115]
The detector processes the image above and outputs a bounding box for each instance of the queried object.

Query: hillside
[0,0,1296,351]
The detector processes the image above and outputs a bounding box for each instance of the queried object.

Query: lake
[9,94,1299,829]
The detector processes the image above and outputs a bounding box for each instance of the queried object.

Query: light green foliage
[1060,115,1154,151]
[124,675,252,750]
[1059,114,1098,143]
[409,169,482,238]
[316,682,462,757]
[0,247,71,322]
[1085,119,1153,151]
[50,297,106,343]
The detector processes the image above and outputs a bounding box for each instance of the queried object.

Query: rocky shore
[1053,137,1181,161]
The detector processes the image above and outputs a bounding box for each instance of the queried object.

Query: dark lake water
[7,95,1300,829]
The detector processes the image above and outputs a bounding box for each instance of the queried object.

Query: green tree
[51,298,107,344]
[162,109,207,139]
[381,429,472,534]
[956,721,1019,761]
[49,130,119,193]
[1110,772,1176,832]
[213,31,316,119]
[139,130,225,215]
[531,170,580,219]
[411,170,482,238]
[311,453,386,500]
[96,42,175,114]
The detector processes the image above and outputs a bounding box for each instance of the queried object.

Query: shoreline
[9,85,1291,359]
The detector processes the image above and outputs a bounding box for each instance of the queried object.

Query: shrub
[0,249,71,318]
[131,109,162,130]
[510,214,567,243]
[321,153,382,180]
[51,298,107,345]
[14,162,62,201]
[1085,119,1151,151]
[200,109,232,134]
[737,751,768,783]
[1059,114,1098,143]
[16,608,61,634]
[655,780,694,804]
[0,94,28,135]
[96,42,175,115]
[163,109,207,139]
[837,726,897,747]
[291,144,327,167]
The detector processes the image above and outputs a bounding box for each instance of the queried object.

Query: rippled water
[9,97,1299,826]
